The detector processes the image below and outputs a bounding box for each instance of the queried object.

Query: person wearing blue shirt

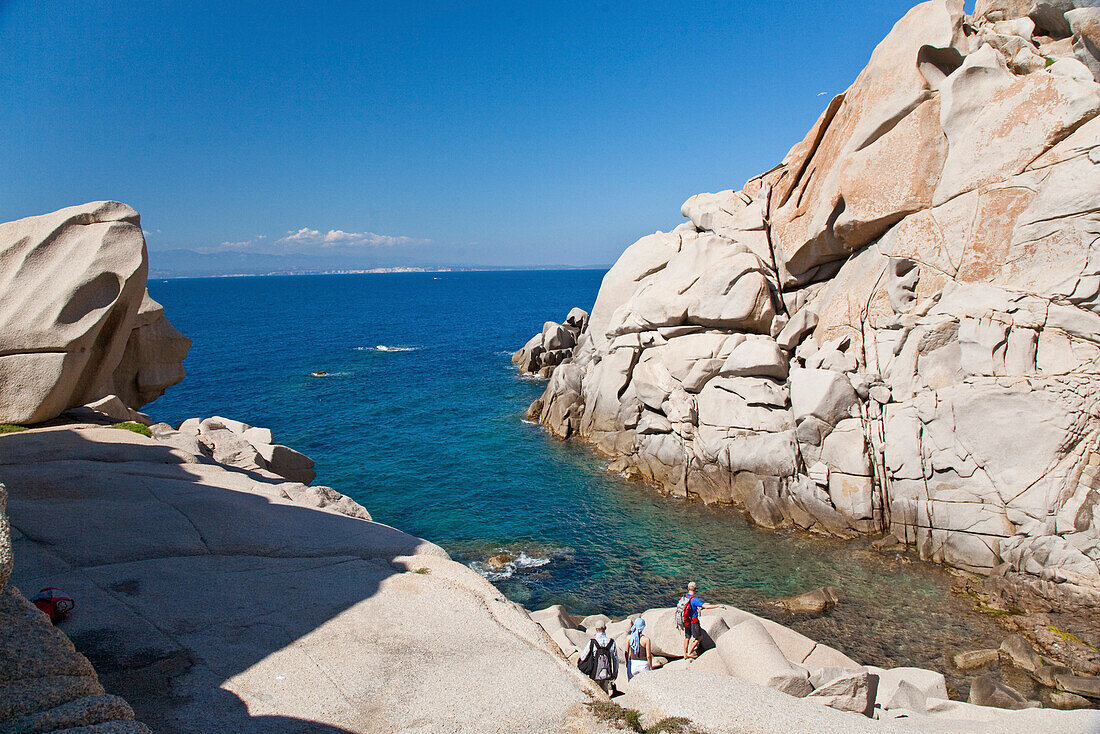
[682,581,725,659]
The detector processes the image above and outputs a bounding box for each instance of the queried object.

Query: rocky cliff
[0,201,190,424]
[525,0,1100,604]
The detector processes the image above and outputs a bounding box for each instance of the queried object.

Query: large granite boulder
[718,618,813,696]
[0,202,190,424]
[520,0,1100,606]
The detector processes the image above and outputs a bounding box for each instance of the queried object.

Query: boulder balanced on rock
[0,201,190,424]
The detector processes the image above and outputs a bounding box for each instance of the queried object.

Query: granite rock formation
[525,0,1100,604]
[152,415,320,486]
[0,201,190,424]
[513,307,590,377]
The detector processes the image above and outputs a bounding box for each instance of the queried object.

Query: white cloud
[277,228,424,248]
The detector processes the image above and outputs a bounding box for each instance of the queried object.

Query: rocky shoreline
[0,215,1094,734]
[520,0,1100,616]
[6,0,1100,730]
[0,201,1097,731]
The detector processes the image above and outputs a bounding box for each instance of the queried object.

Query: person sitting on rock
[625,618,654,679]
[578,620,619,695]
[681,581,725,660]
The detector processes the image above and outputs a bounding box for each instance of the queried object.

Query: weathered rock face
[526,0,1100,604]
[513,308,589,377]
[151,415,320,487]
[0,202,190,424]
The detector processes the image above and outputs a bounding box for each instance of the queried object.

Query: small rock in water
[485,553,515,570]
[967,675,1036,710]
[999,634,1043,673]
[1053,670,1100,700]
[311,370,327,377]
[1048,690,1092,709]
[871,534,905,551]
[1033,664,1073,689]
[953,648,999,671]
[775,586,840,616]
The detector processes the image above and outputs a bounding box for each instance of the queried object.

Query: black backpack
[578,639,615,680]
[592,639,614,681]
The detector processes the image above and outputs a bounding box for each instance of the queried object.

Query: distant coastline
[149,264,609,280]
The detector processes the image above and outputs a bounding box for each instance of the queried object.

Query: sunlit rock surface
[0,201,189,424]
[526,0,1100,605]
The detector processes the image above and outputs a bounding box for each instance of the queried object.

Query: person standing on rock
[578,620,619,695]
[680,581,725,660]
[625,618,654,680]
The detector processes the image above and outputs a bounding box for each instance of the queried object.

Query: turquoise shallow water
[147,269,1003,691]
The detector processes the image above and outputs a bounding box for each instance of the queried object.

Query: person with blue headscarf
[625,617,654,679]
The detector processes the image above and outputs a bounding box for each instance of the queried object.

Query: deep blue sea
[147,270,1003,685]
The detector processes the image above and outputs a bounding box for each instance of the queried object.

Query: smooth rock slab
[718,618,812,696]
[618,668,914,734]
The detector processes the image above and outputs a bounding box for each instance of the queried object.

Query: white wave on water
[513,552,551,568]
[355,345,418,352]
[469,551,552,581]
[521,419,538,425]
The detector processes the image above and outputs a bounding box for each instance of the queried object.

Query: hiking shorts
[685,621,701,639]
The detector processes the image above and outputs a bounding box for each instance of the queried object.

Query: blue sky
[2,1,941,268]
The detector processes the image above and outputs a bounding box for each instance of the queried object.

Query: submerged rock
[967,675,1036,710]
[774,587,840,616]
[1000,634,1044,673]
[1054,670,1100,699]
[954,648,1000,671]
[1049,690,1093,709]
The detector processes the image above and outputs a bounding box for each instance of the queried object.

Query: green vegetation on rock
[0,424,27,434]
[109,422,152,438]
[1048,624,1096,650]
[586,702,700,734]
